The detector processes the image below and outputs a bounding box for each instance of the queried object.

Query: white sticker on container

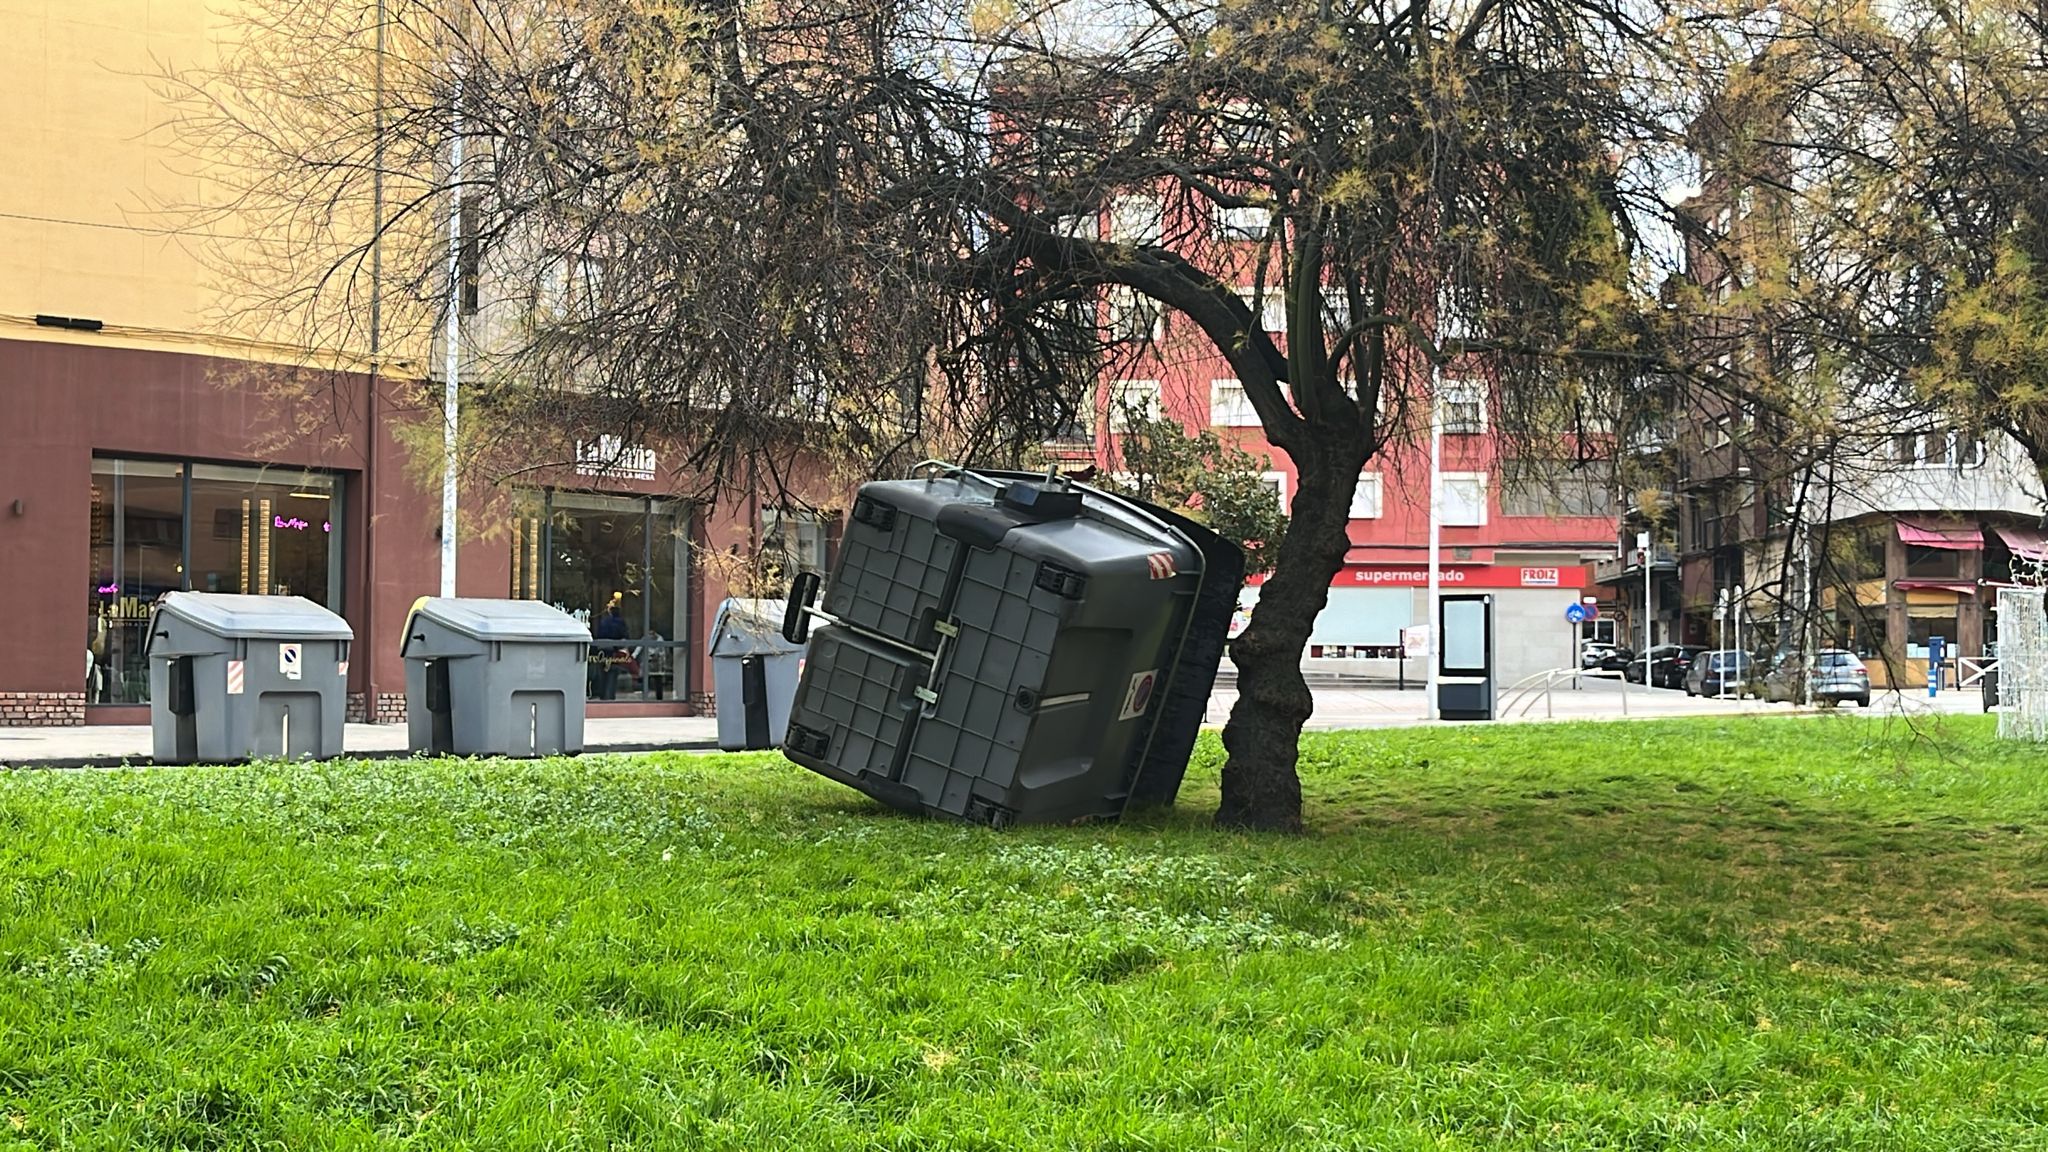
[279,642,303,681]
[1119,668,1158,721]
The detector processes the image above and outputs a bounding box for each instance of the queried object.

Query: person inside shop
[590,594,633,700]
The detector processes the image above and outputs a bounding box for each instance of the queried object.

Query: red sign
[1246,565,1589,590]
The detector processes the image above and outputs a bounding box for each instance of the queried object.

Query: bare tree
[164,0,1713,829]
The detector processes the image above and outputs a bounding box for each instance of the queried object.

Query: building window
[1233,287,1289,334]
[1107,194,1163,244]
[1439,379,1487,434]
[1708,414,1733,449]
[1259,471,1290,513]
[1904,544,1963,579]
[1895,430,1986,469]
[1104,285,1163,342]
[88,458,342,706]
[1210,379,1259,427]
[1439,472,1488,526]
[1349,473,1383,520]
[1214,203,1270,240]
[1107,379,1163,432]
[761,507,832,595]
[509,490,689,700]
[1501,461,1611,518]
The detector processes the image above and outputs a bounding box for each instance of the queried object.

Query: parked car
[1581,641,1634,672]
[1626,644,1708,689]
[1683,650,1754,697]
[1758,649,1872,707]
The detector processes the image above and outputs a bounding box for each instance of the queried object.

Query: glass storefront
[510,491,688,700]
[88,458,342,705]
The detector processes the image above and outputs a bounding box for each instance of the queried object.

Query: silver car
[1760,649,1872,707]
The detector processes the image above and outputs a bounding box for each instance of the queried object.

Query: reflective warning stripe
[226,660,245,695]
[1146,552,1178,580]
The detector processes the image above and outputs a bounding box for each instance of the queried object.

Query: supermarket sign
[1246,565,1587,590]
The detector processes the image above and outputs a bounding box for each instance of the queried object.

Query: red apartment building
[1078,202,1622,684]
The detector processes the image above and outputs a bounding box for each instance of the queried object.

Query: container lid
[710,598,805,656]
[405,597,592,644]
[153,592,353,640]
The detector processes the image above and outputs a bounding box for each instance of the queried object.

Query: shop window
[509,491,688,701]
[1904,545,1962,579]
[89,458,341,706]
[1906,615,1957,661]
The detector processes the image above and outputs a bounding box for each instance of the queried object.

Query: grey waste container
[400,597,592,757]
[145,592,353,764]
[710,598,806,751]
[780,468,1242,826]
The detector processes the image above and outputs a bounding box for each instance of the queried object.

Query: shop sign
[1247,565,1588,590]
[574,435,658,481]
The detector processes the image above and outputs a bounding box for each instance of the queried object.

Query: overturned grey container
[780,467,1242,827]
[710,598,806,751]
[401,598,592,757]
[146,592,353,764]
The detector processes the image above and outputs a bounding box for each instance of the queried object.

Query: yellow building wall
[0,0,403,366]
[0,0,227,348]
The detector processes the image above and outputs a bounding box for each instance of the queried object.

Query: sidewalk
[0,716,720,770]
[0,681,1987,769]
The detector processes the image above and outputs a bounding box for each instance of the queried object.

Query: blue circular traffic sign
[1565,603,1593,624]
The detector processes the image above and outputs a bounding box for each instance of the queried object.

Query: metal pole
[1425,366,1443,722]
[1734,583,1744,699]
[440,49,462,597]
[1643,534,1653,688]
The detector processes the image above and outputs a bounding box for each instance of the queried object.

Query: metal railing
[1957,657,1998,689]
[1498,666,1633,720]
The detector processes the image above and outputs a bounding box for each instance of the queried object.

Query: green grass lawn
[3,715,2047,1149]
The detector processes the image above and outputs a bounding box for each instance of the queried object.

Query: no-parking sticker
[1119,668,1159,721]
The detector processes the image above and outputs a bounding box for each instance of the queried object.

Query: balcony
[1593,546,1680,586]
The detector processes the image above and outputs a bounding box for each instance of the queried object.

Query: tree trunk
[1217,446,1363,831]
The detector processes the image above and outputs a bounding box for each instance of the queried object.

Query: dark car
[1759,648,1871,707]
[1683,650,1754,698]
[1626,644,1708,689]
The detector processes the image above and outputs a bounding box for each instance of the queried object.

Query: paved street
[0,677,1990,768]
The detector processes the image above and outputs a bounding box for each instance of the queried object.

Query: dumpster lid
[710,598,804,656]
[406,597,593,645]
[153,592,353,640]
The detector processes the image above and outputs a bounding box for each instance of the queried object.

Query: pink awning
[1996,526,2048,561]
[1897,521,1983,550]
[1893,580,1978,595]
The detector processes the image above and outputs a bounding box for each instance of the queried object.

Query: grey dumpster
[400,598,591,757]
[710,598,806,751]
[146,592,353,764]
[780,467,1242,826]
